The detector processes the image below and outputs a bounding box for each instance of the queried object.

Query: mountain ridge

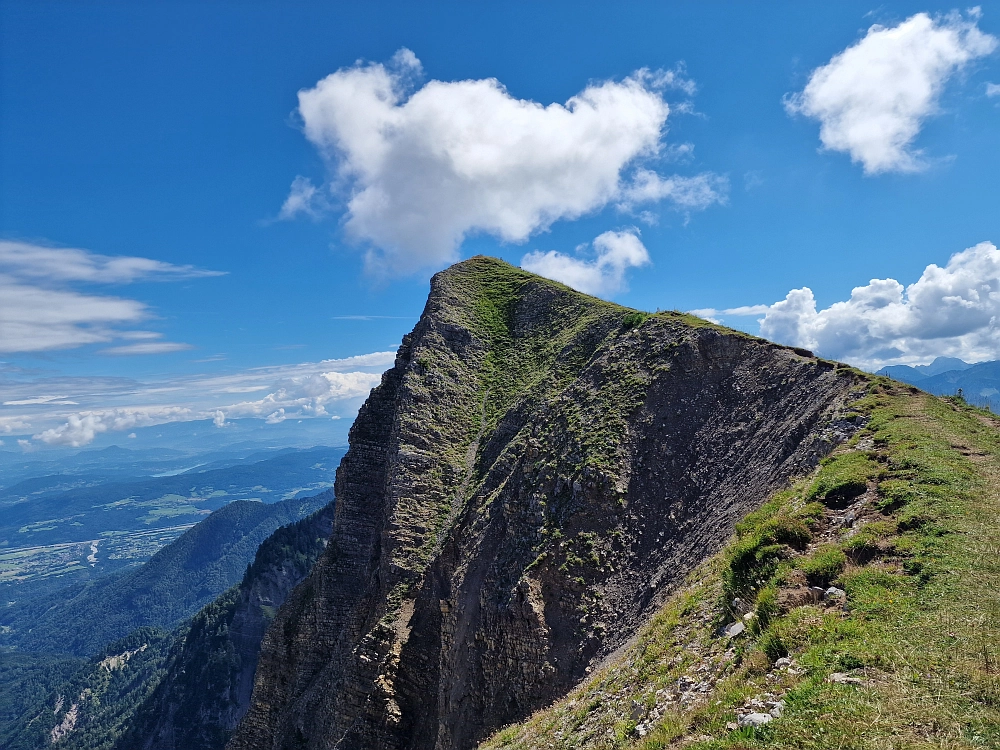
[229,256,865,750]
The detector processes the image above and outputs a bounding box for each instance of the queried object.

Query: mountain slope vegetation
[1,499,336,750]
[119,498,336,750]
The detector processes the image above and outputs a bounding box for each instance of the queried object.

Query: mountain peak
[917,356,972,377]
[229,258,866,750]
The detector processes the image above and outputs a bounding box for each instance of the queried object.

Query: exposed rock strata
[229,257,863,750]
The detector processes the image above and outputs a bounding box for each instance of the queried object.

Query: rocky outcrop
[229,257,864,750]
[120,493,336,750]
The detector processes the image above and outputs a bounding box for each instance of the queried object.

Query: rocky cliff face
[121,493,336,750]
[229,257,864,750]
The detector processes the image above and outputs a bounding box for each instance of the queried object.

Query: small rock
[738,712,773,728]
[722,621,746,638]
[827,672,863,685]
[769,701,785,718]
[635,723,648,737]
[825,586,846,600]
[844,510,857,527]
[743,611,756,622]
[630,700,645,720]
[774,657,792,669]
[725,721,739,731]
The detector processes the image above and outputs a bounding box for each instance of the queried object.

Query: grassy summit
[481,383,1000,749]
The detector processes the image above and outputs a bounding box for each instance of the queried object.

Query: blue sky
[2,1,999,449]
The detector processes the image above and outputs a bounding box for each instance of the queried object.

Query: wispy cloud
[618,170,729,212]
[1,351,396,447]
[689,304,771,324]
[0,240,224,284]
[100,342,195,356]
[3,396,79,406]
[278,175,329,220]
[0,240,221,354]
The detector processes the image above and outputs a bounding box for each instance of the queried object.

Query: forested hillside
[1,490,332,656]
[1,498,336,750]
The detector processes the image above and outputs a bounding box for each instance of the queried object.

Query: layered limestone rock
[229,257,863,750]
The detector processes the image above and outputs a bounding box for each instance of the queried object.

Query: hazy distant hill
[0,498,336,750]
[878,357,1000,408]
[0,490,332,656]
[0,446,343,547]
[876,356,973,383]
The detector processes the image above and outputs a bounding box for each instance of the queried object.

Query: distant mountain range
[876,357,1000,408]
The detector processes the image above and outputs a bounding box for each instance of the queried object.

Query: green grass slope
[481,382,1000,750]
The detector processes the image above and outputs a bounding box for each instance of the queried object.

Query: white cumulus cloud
[520,229,651,298]
[285,50,722,274]
[0,417,31,434]
[785,11,997,174]
[704,241,1000,370]
[987,82,1000,97]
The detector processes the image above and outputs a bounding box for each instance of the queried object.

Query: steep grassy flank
[117,498,336,750]
[0,653,85,748]
[480,383,1000,749]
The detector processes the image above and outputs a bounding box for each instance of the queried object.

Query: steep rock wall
[229,257,863,750]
